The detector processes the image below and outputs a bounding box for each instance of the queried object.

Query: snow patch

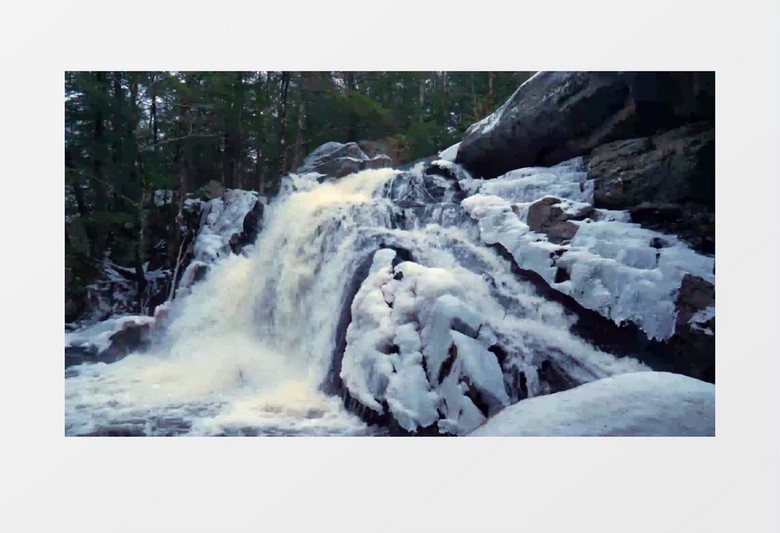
[438,142,461,162]
[689,305,715,335]
[471,371,715,436]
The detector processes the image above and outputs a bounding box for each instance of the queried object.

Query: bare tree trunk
[292,97,306,171]
[344,71,359,142]
[419,77,425,122]
[234,72,244,189]
[470,73,478,118]
[135,155,149,313]
[257,151,265,193]
[150,74,158,146]
[278,71,291,175]
[172,74,195,281]
[89,72,110,259]
[128,73,148,314]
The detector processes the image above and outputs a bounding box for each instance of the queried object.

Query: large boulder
[297,142,392,179]
[456,71,714,179]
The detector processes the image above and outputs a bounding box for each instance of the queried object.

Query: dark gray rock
[675,274,715,328]
[663,274,715,382]
[586,121,715,253]
[229,199,265,254]
[456,71,714,179]
[102,322,152,360]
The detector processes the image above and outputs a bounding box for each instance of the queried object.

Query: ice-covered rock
[65,314,157,368]
[462,156,594,205]
[193,189,263,263]
[338,247,646,435]
[461,160,715,342]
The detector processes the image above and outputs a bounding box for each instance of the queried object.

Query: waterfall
[65,168,400,436]
[66,159,693,436]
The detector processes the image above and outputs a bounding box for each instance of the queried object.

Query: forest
[65,71,533,321]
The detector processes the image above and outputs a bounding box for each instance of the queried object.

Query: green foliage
[405,122,439,161]
[342,90,395,137]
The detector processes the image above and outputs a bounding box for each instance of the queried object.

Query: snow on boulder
[297,141,392,179]
[470,371,715,436]
[456,71,714,180]
[66,315,155,355]
[65,314,157,368]
[437,142,461,162]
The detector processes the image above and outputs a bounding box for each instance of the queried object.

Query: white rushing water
[66,156,713,436]
[66,169,400,436]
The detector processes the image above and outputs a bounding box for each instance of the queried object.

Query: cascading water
[67,155,702,436]
[65,169,400,436]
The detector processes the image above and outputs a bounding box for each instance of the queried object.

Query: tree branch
[67,167,140,208]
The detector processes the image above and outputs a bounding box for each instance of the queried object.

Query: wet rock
[84,426,146,437]
[537,359,577,395]
[586,121,715,253]
[554,266,571,283]
[662,274,716,381]
[65,345,100,369]
[526,196,590,244]
[675,274,715,327]
[229,199,265,255]
[100,322,152,362]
